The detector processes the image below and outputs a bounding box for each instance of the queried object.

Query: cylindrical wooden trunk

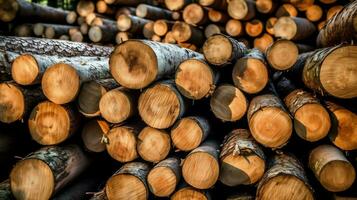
[309,145,356,192]
[136,4,173,20]
[81,119,109,153]
[10,145,90,200]
[204,24,225,38]
[220,129,266,186]
[225,19,244,37]
[76,0,95,17]
[265,39,299,71]
[274,16,316,40]
[172,21,205,46]
[171,184,211,200]
[116,14,151,34]
[245,19,263,37]
[183,3,208,26]
[227,0,256,20]
[164,0,193,11]
[275,4,297,18]
[253,33,274,53]
[153,20,174,36]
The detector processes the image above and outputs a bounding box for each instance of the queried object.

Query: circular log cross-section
[28,101,78,145]
[225,19,244,37]
[164,0,188,11]
[171,186,210,200]
[77,0,95,17]
[0,83,25,123]
[204,24,224,38]
[175,58,216,100]
[309,145,356,192]
[256,0,275,14]
[248,94,292,148]
[81,119,109,153]
[183,3,207,26]
[266,39,299,71]
[147,157,181,197]
[11,54,40,85]
[227,0,255,20]
[153,20,173,36]
[232,49,268,94]
[220,129,266,187]
[172,21,205,45]
[245,19,263,37]
[137,126,171,163]
[171,116,210,151]
[266,17,277,35]
[306,5,323,22]
[182,141,220,189]
[210,85,247,122]
[138,81,186,129]
[274,16,316,41]
[254,33,274,53]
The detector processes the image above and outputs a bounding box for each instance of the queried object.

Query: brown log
[266,39,299,71]
[77,79,118,117]
[204,24,224,38]
[175,57,217,100]
[14,24,34,37]
[165,0,193,11]
[138,80,187,129]
[45,24,79,39]
[171,116,211,151]
[70,31,84,42]
[232,49,268,94]
[317,1,357,47]
[136,4,173,20]
[80,23,89,34]
[203,34,247,66]
[33,23,45,36]
[326,101,357,151]
[284,89,331,141]
[143,21,155,39]
[151,34,162,43]
[302,44,357,99]
[163,31,176,44]
[115,7,136,19]
[97,0,115,15]
[220,129,266,186]
[0,0,69,23]
[137,126,171,162]
[245,19,263,37]
[309,145,356,192]
[77,16,85,25]
[172,11,181,20]
[210,84,247,122]
[208,9,229,24]
[171,184,211,200]
[254,33,274,52]
[109,40,200,89]
[182,141,220,189]
[177,42,198,51]
[153,19,174,36]
[66,11,77,24]
[77,0,95,17]
[256,0,276,14]
[116,32,131,44]
[289,0,314,11]
[198,0,227,10]
[305,4,323,22]
[265,17,277,35]
[183,3,208,26]
[105,162,149,200]
[172,21,205,46]
[274,16,316,40]
[10,145,90,200]
[117,14,152,34]
[326,5,343,20]
[105,123,144,162]
[257,153,314,200]
[81,119,109,153]
[227,0,256,20]
[247,94,292,148]
[147,157,181,197]
[89,19,118,43]
[225,19,244,37]
[275,4,297,17]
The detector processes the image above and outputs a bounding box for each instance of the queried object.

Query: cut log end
[153,20,169,36]
[172,22,192,43]
[227,0,249,20]
[273,16,297,40]
[33,23,45,36]
[42,63,80,104]
[78,81,107,117]
[82,119,109,153]
[171,187,208,200]
[226,19,243,37]
[89,26,103,43]
[66,11,77,24]
[210,85,247,122]
[254,33,274,53]
[183,3,205,25]
[0,0,19,22]
[11,54,39,85]
[70,31,84,42]
[106,174,147,200]
[256,0,274,14]
[136,4,148,18]
[45,27,56,39]
[77,0,95,17]
[267,39,298,70]
[306,5,323,22]
[266,17,277,35]
[171,118,204,151]
[148,167,177,197]
[276,4,297,18]
[245,19,263,37]
[0,83,25,123]
[165,0,186,11]
[116,32,130,44]
[204,24,222,38]
[203,34,233,66]
[117,14,132,32]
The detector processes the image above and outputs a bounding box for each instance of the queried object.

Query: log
[177,42,198,51]
[326,5,343,20]
[80,24,89,34]
[256,153,314,200]
[183,3,208,26]
[117,14,151,34]
[143,21,155,39]
[302,44,357,99]
[208,9,229,24]
[227,0,256,20]
[210,84,248,121]
[45,24,79,39]
[225,19,244,37]
[220,129,266,186]
[317,1,357,47]
[256,0,276,14]
[171,116,211,151]
[28,101,79,145]
[70,31,84,42]
[105,162,150,200]
[89,20,118,43]
[163,31,176,44]
[182,141,220,189]
[77,0,95,17]
[309,145,356,192]
[147,157,181,197]
[116,32,131,44]
[105,123,144,162]
[305,4,323,22]
[136,4,173,20]
[204,24,224,38]
[265,17,277,35]
[77,16,85,25]
[59,35,70,40]
[165,0,193,11]
[0,82,44,123]
[138,80,187,129]
[247,94,292,148]
[109,40,200,89]
[172,21,205,45]
[81,119,109,153]
[97,0,115,15]
[115,7,136,19]
[245,19,263,37]
[326,101,357,151]
[137,126,171,163]
[41,57,110,104]
[175,58,217,100]
[153,19,174,36]
[0,0,69,23]
[284,89,331,141]
[274,16,316,40]
[232,49,268,94]
[253,33,274,52]
[275,4,297,17]
[14,24,34,37]
[227,193,254,200]
[10,145,90,200]
[266,39,299,71]
[171,184,211,200]
[203,34,247,66]
[0,180,13,200]
[172,11,181,20]
[0,36,113,57]
[66,11,77,24]
[33,23,46,36]
[289,0,314,11]
[198,0,227,10]
[319,0,336,4]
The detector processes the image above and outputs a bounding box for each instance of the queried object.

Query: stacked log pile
[0,0,357,200]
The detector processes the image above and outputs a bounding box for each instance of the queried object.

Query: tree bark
[172,21,205,46]
[89,19,118,43]
[274,16,316,40]
[136,4,174,20]
[45,24,79,39]
[81,119,109,153]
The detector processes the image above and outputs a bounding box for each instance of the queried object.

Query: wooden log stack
[1,0,357,200]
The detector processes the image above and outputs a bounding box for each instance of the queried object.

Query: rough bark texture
[0,180,13,200]
[45,24,79,39]
[247,94,288,121]
[136,4,173,20]
[317,1,357,47]
[0,36,113,57]
[188,140,220,161]
[153,157,181,181]
[284,89,319,115]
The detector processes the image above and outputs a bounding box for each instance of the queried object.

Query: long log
[182,141,220,189]
[172,21,205,46]
[256,153,314,200]
[220,129,266,187]
[317,1,357,47]
[109,40,200,89]
[10,145,90,200]
[309,145,356,192]
[44,24,79,39]
[183,3,208,26]
[105,162,150,200]
[274,16,316,40]
[147,157,181,197]
[136,4,173,20]
[0,0,69,23]
[81,119,109,153]
[116,14,151,34]
[89,19,118,43]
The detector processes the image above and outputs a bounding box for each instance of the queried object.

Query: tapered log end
[171,187,208,200]
[11,54,39,85]
[110,40,157,89]
[266,39,298,70]
[106,126,138,162]
[203,34,233,66]
[0,83,25,123]
[148,167,177,197]
[10,159,54,200]
[78,81,106,117]
[82,119,109,153]
[106,174,147,200]
[117,14,132,32]
[0,0,18,22]
[274,17,297,40]
[42,63,80,104]
[171,118,204,151]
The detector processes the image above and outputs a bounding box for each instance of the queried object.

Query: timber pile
[0,0,357,200]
